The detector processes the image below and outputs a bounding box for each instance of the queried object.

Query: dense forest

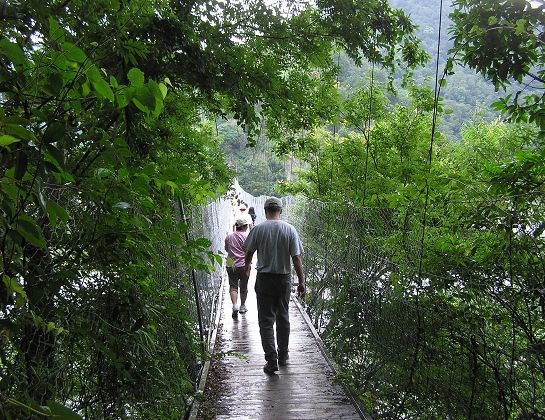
[226,0,535,195]
[354,0,509,138]
[1,0,544,418]
[346,0,539,140]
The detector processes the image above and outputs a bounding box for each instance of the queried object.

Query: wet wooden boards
[200,273,363,419]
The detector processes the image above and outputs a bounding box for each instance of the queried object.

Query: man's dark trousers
[255,272,291,362]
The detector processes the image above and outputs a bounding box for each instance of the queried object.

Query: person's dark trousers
[255,272,291,362]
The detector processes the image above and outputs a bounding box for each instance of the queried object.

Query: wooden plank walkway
[197,270,363,419]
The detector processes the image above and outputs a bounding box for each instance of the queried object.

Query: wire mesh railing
[190,198,232,345]
[284,195,545,419]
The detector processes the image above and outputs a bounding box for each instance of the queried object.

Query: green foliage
[333,1,490,140]
[278,84,434,206]
[316,0,429,72]
[450,0,545,135]
[276,1,545,417]
[218,119,285,196]
[0,2,230,418]
[214,0,427,195]
[291,112,545,417]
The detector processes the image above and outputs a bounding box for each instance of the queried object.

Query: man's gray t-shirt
[244,220,303,274]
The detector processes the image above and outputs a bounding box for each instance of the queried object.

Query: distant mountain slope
[345,0,507,139]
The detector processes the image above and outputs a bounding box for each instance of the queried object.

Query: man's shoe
[263,360,279,374]
[232,305,238,319]
[278,353,289,366]
[239,304,247,314]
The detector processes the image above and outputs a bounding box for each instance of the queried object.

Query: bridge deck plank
[200,272,362,419]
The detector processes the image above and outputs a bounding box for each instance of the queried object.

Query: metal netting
[190,198,232,345]
[284,195,545,418]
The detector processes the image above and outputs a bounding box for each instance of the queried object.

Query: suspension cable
[177,198,205,354]
[362,58,375,205]
[320,51,342,309]
[328,51,341,199]
[400,0,445,413]
[418,0,445,279]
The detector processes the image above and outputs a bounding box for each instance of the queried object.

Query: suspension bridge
[3,0,544,416]
[182,168,545,419]
[2,178,543,418]
[186,184,367,418]
[186,175,437,418]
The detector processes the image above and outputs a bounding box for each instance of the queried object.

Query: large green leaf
[46,200,69,229]
[87,67,114,102]
[4,124,36,141]
[15,214,47,248]
[158,82,168,99]
[46,401,82,419]
[0,135,21,147]
[15,151,28,180]
[43,122,66,143]
[0,38,26,67]
[42,72,64,96]
[132,86,156,114]
[127,68,145,87]
[2,274,27,300]
[62,41,86,63]
[3,116,30,125]
[92,78,114,102]
[132,97,149,113]
[48,17,65,42]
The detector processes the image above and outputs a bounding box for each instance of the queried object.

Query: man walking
[244,197,306,374]
[225,217,250,318]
